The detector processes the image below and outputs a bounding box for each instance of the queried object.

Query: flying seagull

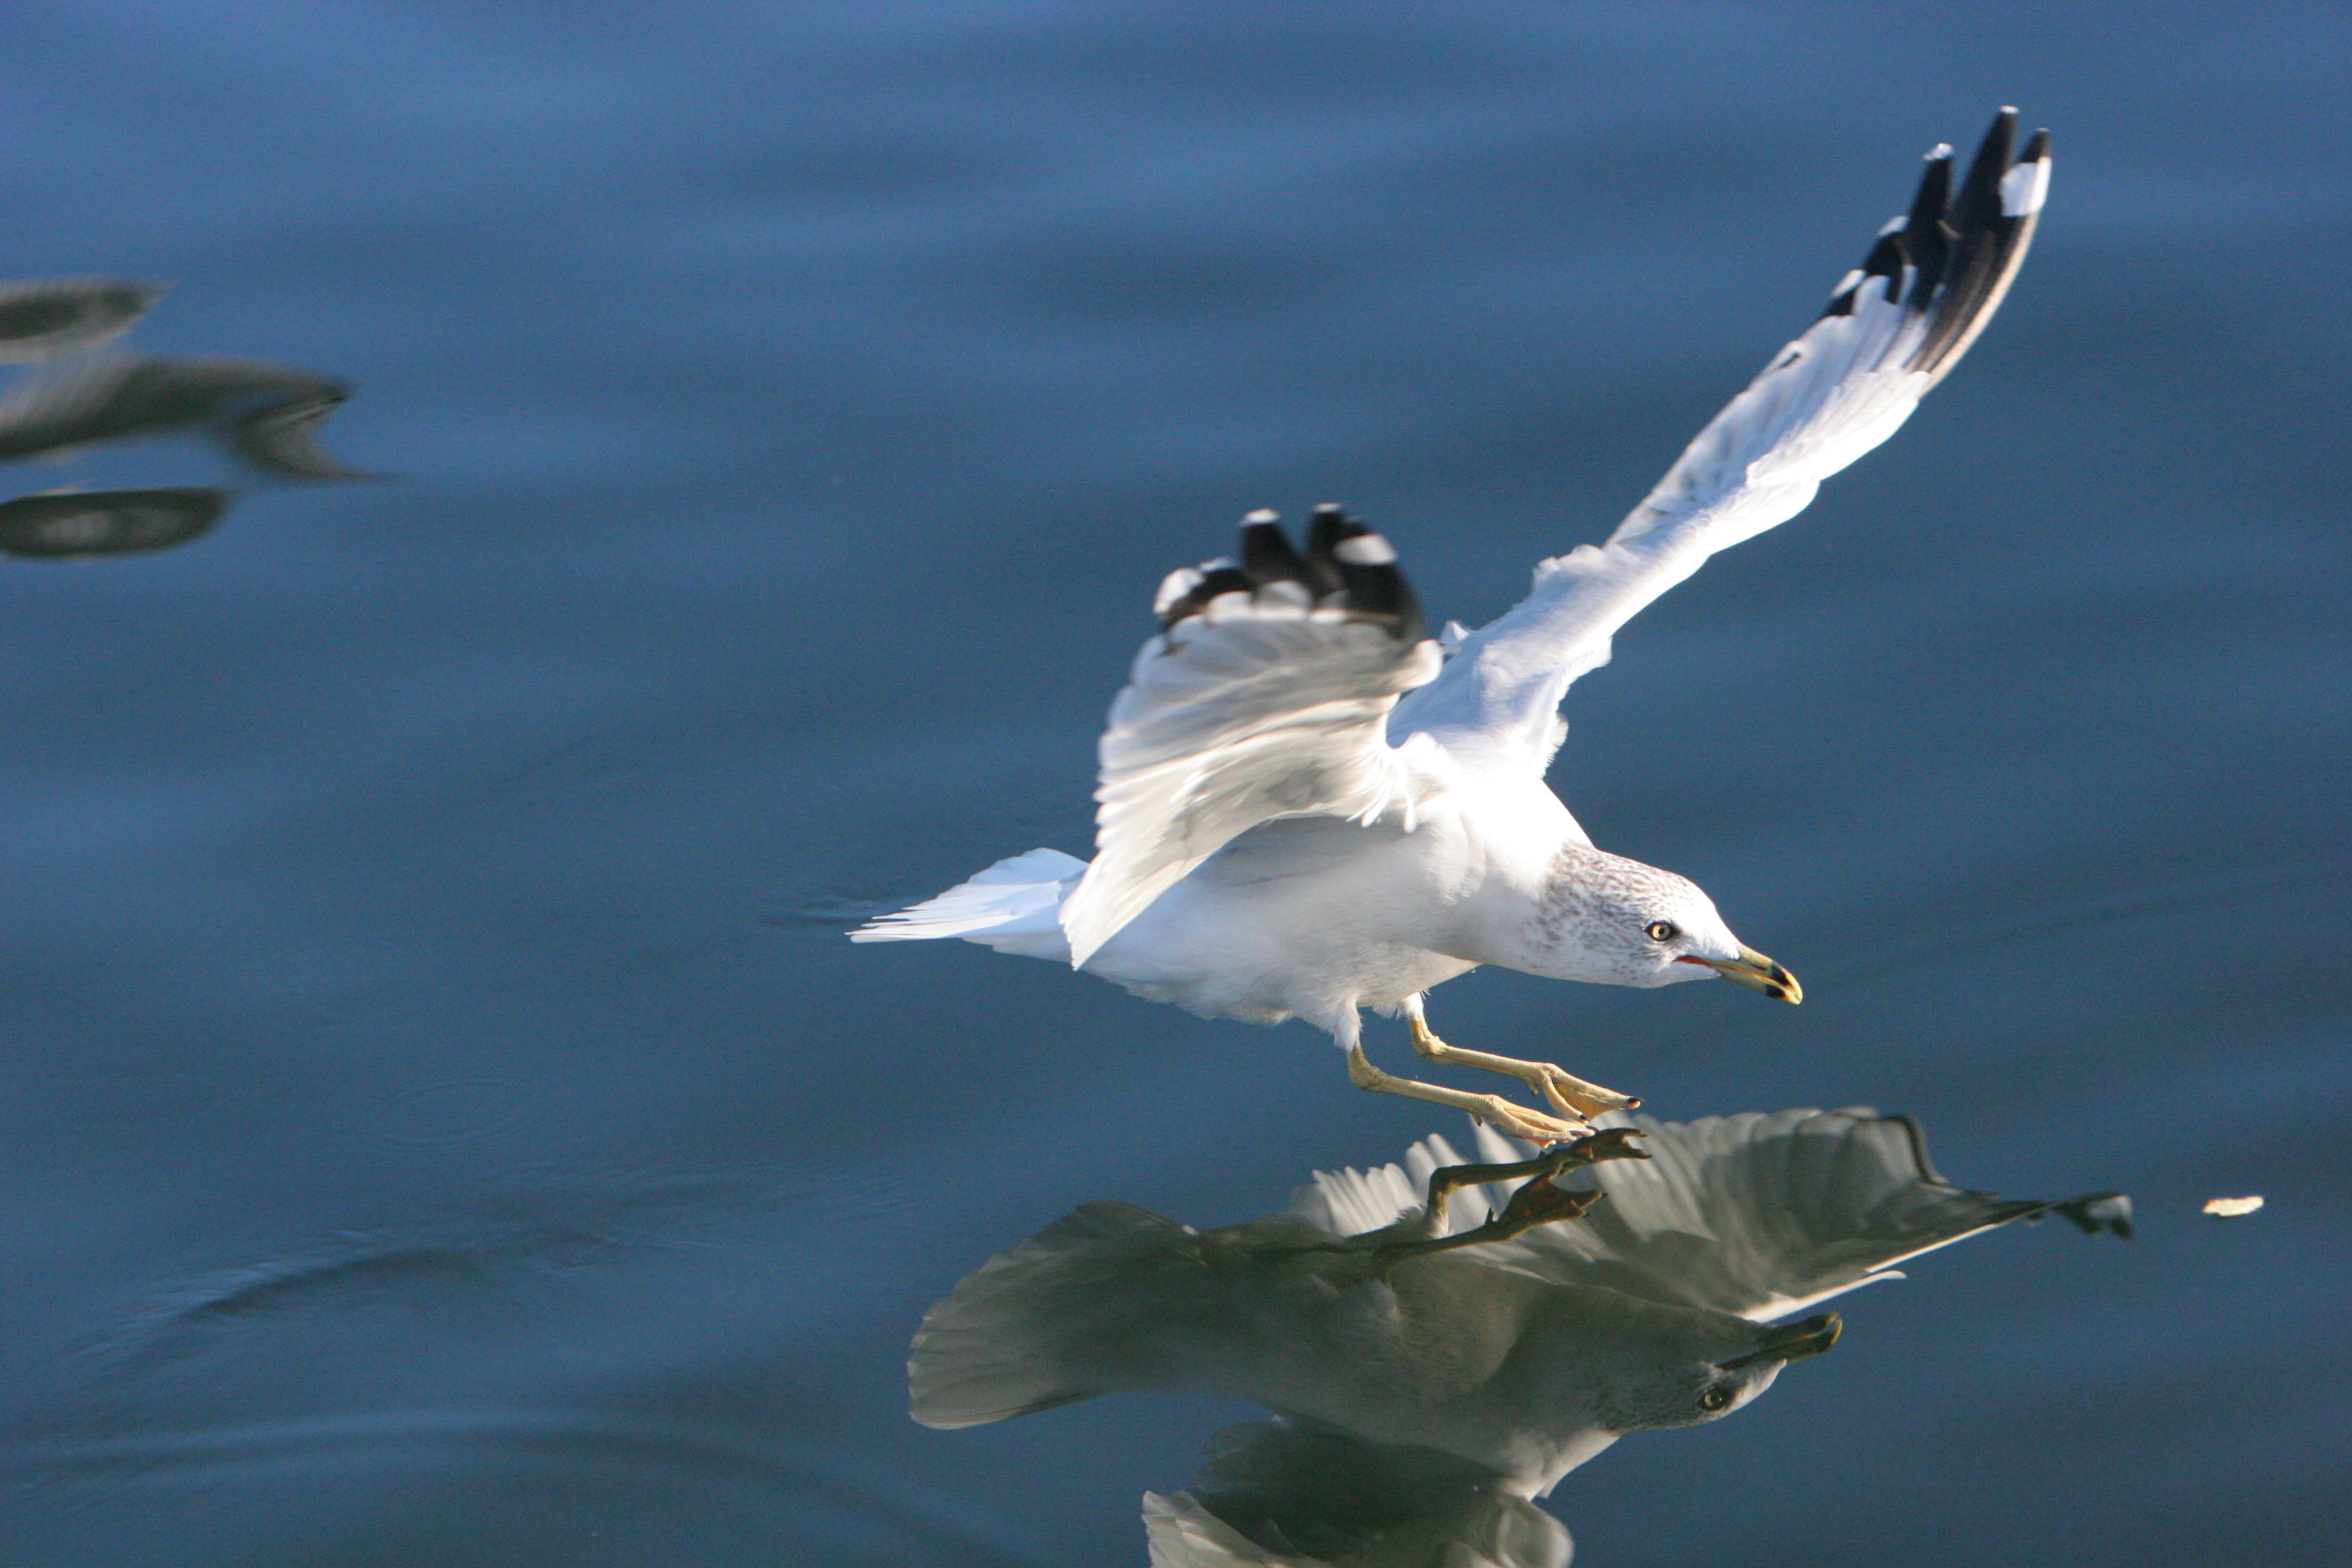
[856,109,2051,1140]
[910,1106,2125,1565]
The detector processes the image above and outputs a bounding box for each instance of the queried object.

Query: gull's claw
[1496,1177,1602,1228]
[1534,1065,1640,1119]
[1561,1126,1650,1166]
[1399,999,1638,1119]
[1348,1046,1599,1144]
[1474,1095,1594,1146]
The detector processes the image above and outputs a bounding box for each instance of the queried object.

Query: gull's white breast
[1081,770,1581,1035]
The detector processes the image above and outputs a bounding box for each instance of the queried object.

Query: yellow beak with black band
[1691,945,1802,1004]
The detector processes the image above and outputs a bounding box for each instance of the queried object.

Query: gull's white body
[1079,775,1579,1039]
[856,111,2051,1059]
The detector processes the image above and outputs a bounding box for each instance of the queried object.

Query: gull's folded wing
[1391,109,2049,775]
[1061,507,1447,967]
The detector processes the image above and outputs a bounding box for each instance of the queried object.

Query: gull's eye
[1645,920,1678,942]
[1698,1386,1734,1413]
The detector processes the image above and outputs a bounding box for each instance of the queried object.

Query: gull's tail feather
[847,847,1086,959]
[909,1200,1200,1430]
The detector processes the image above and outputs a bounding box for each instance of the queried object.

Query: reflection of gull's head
[914,1108,2124,1567]
[1520,1289,1840,1439]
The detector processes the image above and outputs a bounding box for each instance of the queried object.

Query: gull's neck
[1435,775,1593,973]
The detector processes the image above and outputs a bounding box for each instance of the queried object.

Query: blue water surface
[1,3,2346,1564]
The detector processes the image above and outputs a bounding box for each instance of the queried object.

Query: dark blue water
[2,4,2345,1563]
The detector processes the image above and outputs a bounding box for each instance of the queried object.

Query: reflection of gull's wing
[225,389,372,479]
[0,277,162,361]
[0,356,368,477]
[909,1200,1210,1430]
[1060,509,1446,967]
[1389,111,2049,776]
[1293,1109,2127,1321]
[1144,1419,1569,1568]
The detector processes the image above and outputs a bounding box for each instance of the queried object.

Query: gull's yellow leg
[1402,994,1639,1118]
[1346,1045,1592,1145]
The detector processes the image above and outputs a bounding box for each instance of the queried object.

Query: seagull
[856,110,2051,1141]
[911,1107,2126,1567]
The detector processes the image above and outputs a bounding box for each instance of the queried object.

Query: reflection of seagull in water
[0,277,369,560]
[856,110,2051,1141]
[912,1107,2126,1568]
[0,356,370,479]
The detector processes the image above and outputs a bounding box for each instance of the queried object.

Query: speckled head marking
[1524,844,1747,990]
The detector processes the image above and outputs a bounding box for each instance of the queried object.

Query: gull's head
[1526,846,1799,1002]
[1552,1291,1843,1436]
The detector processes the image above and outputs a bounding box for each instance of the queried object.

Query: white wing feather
[1391,112,2049,774]
[1061,591,1445,967]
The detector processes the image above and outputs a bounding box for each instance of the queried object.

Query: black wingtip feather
[1898,152,1955,303]
[1157,564,1251,628]
[1902,105,2045,378]
[1858,231,1906,298]
[1238,519,1310,589]
[1159,505,1422,642]
[1816,109,2044,369]
[1951,108,2017,229]
[1303,505,1421,640]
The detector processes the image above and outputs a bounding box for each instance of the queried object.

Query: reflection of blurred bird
[0,487,227,558]
[856,111,2051,1142]
[1143,1420,1572,1568]
[0,277,161,360]
[913,1108,2124,1568]
[0,355,369,479]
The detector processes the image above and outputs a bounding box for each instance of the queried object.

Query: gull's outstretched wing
[1390,109,2050,775]
[1060,506,1448,967]
[1448,1109,2125,1320]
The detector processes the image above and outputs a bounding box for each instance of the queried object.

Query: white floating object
[2202,1195,2264,1218]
